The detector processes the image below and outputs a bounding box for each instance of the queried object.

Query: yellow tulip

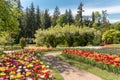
[0,67,6,71]
[26,72,31,76]
[16,73,22,78]
[9,71,16,75]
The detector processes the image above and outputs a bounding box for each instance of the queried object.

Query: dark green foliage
[36,6,41,30]
[43,9,51,29]
[20,37,26,49]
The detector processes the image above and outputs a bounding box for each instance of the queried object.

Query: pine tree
[16,0,23,43]
[36,6,41,29]
[52,6,60,26]
[76,2,84,27]
[68,9,74,25]
[29,2,36,38]
[92,12,95,23]
[44,9,51,29]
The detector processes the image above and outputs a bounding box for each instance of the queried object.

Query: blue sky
[21,0,120,23]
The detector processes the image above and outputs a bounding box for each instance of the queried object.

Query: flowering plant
[63,49,120,73]
[0,50,54,80]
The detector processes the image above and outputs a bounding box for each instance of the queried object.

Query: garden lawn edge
[57,54,120,80]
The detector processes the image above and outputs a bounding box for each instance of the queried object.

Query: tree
[101,10,110,28]
[0,0,20,34]
[29,3,36,37]
[43,9,51,29]
[57,14,67,26]
[94,11,101,23]
[76,2,84,27]
[101,10,108,24]
[15,0,23,43]
[68,9,74,25]
[52,6,60,26]
[92,12,95,23]
[36,6,41,29]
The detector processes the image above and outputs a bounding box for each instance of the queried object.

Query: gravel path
[41,51,103,80]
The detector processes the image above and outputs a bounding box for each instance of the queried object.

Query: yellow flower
[10,75,15,79]
[9,71,16,75]
[0,72,6,76]
[26,72,31,76]
[18,60,25,64]
[16,73,22,79]
[40,62,43,64]
[0,67,6,71]
[27,64,33,68]
[42,65,45,68]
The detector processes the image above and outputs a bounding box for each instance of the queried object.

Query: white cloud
[48,5,120,23]
[83,6,120,16]
[109,19,120,23]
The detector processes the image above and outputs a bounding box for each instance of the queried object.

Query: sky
[21,0,120,23]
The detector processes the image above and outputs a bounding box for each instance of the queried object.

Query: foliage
[35,25,100,47]
[0,0,20,34]
[113,22,120,31]
[0,32,14,49]
[102,29,120,44]
[20,37,27,49]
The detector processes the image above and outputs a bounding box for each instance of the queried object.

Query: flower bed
[0,50,54,80]
[25,46,52,51]
[63,49,120,73]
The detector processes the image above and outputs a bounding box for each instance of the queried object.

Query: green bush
[20,37,27,49]
[102,29,120,44]
[35,25,100,47]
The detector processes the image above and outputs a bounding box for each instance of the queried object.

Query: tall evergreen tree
[36,6,41,29]
[92,12,95,23]
[44,9,51,29]
[52,6,60,26]
[76,2,84,27]
[101,10,108,24]
[29,2,36,38]
[68,9,74,25]
[16,0,23,43]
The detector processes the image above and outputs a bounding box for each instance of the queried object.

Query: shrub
[102,29,120,44]
[35,25,100,47]
[20,37,27,49]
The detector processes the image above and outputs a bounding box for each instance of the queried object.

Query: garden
[1,0,120,80]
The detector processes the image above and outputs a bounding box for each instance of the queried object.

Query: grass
[57,54,120,80]
[50,68,64,80]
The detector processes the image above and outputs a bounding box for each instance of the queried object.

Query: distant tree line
[16,1,110,43]
[1,0,120,45]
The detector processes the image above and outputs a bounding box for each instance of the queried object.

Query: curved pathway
[41,51,103,80]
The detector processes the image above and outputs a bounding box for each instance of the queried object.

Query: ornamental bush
[102,29,120,44]
[35,25,100,47]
